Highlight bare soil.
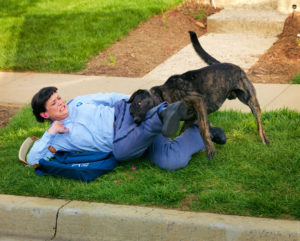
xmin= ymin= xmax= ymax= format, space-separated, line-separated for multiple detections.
xmin=1 ymin=2 xmax=300 ymax=128
xmin=248 ymin=12 xmax=300 ymax=83
xmin=79 ymin=2 xmax=222 ymax=77
xmin=79 ymin=3 xmax=300 ymax=84
xmin=0 ymin=103 xmax=23 ymax=128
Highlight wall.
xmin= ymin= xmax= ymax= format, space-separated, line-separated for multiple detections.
xmin=201 ymin=0 xmax=300 ymax=13
xmin=277 ymin=0 xmax=300 ymax=13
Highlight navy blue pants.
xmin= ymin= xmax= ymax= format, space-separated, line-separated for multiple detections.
xmin=112 ymin=100 xmax=205 ymax=171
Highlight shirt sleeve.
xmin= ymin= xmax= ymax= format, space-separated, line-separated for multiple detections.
xmin=80 ymin=92 xmax=130 ymax=107
xmin=27 ymin=131 xmax=56 ymax=166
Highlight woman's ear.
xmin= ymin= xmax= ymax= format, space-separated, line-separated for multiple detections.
xmin=40 ymin=112 xmax=49 ymax=119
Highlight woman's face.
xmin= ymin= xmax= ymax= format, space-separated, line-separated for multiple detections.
xmin=42 ymin=92 xmax=69 ymax=121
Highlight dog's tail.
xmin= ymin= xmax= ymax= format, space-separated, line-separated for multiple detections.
xmin=189 ymin=31 xmax=220 ymax=65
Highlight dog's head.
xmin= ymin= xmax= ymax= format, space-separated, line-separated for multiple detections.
xmin=128 ymin=89 xmax=155 ymax=124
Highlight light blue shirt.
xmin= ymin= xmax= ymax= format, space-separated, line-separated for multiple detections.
xmin=27 ymin=92 xmax=129 ymax=166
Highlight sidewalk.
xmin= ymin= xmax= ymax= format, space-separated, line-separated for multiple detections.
xmin=0 ymin=8 xmax=299 ymax=112
xmin=1 ymin=6 xmax=300 ymax=241
xmin=1 ymin=71 xmax=300 ymax=112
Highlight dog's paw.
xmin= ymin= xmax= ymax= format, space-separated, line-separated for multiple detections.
xmin=260 ymin=130 xmax=270 ymax=145
xmin=264 ymin=136 xmax=270 ymax=145
xmin=206 ymin=151 xmax=215 ymax=160
xmin=206 ymin=144 xmax=216 ymax=160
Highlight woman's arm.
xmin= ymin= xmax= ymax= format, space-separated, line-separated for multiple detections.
xmin=27 ymin=121 xmax=69 ymax=166
xmin=79 ymin=92 xmax=130 ymax=107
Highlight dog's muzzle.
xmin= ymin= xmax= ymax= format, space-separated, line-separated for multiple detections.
xmin=133 ymin=116 xmax=142 ymax=124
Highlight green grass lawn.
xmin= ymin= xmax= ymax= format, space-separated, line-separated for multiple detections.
xmin=0 ymin=106 xmax=299 ymax=220
xmin=0 ymin=0 xmax=182 ymax=72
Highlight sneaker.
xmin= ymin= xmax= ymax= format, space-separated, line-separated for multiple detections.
xmin=159 ymin=101 xmax=187 ymax=137
xmin=209 ymin=126 xmax=226 ymax=144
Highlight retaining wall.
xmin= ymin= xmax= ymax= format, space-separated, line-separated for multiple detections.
xmin=201 ymin=0 xmax=300 ymax=13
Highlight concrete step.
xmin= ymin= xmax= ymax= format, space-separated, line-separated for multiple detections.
xmin=207 ymin=8 xmax=288 ymax=36
xmin=203 ymin=0 xmax=278 ymax=10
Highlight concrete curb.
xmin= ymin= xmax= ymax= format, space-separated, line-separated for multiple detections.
xmin=0 ymin=194 xmax=299 ymax=241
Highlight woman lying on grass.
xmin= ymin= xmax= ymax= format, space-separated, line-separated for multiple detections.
xmin=28 ymin=86 xmax=226 ymax=170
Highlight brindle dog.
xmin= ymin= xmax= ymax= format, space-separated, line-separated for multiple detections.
xmin=128 ymin=31 xmax=270 ymax=159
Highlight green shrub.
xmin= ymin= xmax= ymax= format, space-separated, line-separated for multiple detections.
xmin=291 ymin=73 xmax=300 ymax=84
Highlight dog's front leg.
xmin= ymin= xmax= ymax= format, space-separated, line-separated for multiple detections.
xmin=197 ymin=102 xmax=216 ymax=160
xmin=186 ymin=97 xmax=215 ymax=160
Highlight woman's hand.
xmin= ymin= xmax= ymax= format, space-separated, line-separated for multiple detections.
xmin=48 ymin=121 xmax=69 ymax=135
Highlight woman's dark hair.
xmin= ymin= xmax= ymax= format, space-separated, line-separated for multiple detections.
xmin=31 ymin=86 xmax=57 ymax=122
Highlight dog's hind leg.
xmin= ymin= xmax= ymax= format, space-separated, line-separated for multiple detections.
xmin=235 ymin=87 xmax=270 ymax=145
xmin=247 ymin=95 xmax=270 ymax=145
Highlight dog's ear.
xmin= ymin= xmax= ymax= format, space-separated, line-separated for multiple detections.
xmin=151 ymin=86 xmax=163 ymax=100
xmin=127 ymin=89 xmax=146 ymax=103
